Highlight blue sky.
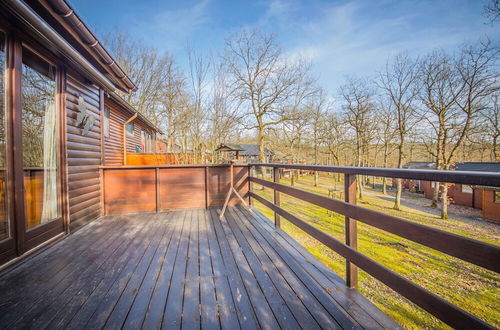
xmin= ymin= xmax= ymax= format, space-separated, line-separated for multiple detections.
xmin=69 ymin=0 xmax=498 ymax=94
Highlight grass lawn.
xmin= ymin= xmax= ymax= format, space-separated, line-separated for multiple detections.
xmin=252 ymin=173 xmax=500 ymax=329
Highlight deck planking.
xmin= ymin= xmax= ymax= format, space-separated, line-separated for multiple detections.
xmin=0 ymin=207 xmax=399 ymax=329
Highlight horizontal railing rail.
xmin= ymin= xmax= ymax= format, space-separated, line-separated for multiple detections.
xmin=250 ymin=163 xmax=500 ymax=186
xmin=248 ymin=163 xmax=500 ymax=329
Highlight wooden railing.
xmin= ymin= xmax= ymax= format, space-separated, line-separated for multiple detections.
xmin=248 ymin=163 xmax=500 ymax=329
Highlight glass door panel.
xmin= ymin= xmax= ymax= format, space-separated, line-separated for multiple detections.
xmin=21 ymin=48 xmax=60 ymax=229
xmin=0 ymin=32 xmax=8 ymax=240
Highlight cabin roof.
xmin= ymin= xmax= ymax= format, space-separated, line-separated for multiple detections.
xmin=216 ymin=144 xmax=273 ymax=156
xmin=454 ymin=162 xmax=500 ymax=172
xmin=28 ymin=0 xmax=137 ymax=93
xmin=403 ymin=162 xmax=436 ymax=169
xmin=215 ymin=144 xmax=245 ymax=152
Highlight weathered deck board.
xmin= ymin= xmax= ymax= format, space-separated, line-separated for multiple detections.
xmin=0 ymin=207 xmax=399 ymax=329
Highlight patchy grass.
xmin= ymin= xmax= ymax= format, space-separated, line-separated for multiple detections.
xmin=253 ymin=174 xmax=500 ymax=329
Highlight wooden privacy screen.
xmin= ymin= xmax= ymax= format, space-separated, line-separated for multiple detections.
xmin=102 ymin=165 xmax=249 ymax=215
xmin=126 ymin=153 xmax=196 ymax=166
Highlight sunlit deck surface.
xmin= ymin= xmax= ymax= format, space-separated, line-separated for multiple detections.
xmin=0 ymin=207 xmax=398 ymax=329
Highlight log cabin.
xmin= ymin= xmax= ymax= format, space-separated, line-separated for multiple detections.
xmin=0 ymin=1 xmax=498 ymax=329
xmin=419 ymin=162 xmax=500 ymax=222
xmin=103 ymin=92 xmax=162 ymax=166
xmin=0 ymin=0 xmax=140 ymax=263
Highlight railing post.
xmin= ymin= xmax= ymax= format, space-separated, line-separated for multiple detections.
xmin=205 ymin=166 xmax=209 ymax=209
xmin=274 ymin=167 xmax=281 ymax=228
xmin=248 ymin=165 xmax=253 ymax=207
xmin=155 ymin=167 xmax=160 ymax=213
xmin=344 ymin=173 xmax=358 ymax=288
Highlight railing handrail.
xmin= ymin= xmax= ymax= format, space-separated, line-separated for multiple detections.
xmin=250 ymin=163 xmax=500 ymax=186
xmin=100 ymin=164 xmax=250 ymax=170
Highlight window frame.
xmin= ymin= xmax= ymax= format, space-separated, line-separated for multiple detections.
xmin=141 ymin=129 xmax=154 ymax=153
xmin=126 ymin=121 xmax=135 ymax=137
xmin=0 ymin=30 xmax=9 ymax=241
xmin=103 ymin=106 xmax=110 ymax=139
xmin=461 ymin=184 xmax=473 ymax=194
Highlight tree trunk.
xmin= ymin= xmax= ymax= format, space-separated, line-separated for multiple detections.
xmin=431 ymin=182 xmax=439 ymax=208
xmin=440 ymin=183 xmax=449 ymax=219
xmin=393 ymin=141 xmax=404 ymax=210
xmin=382 ymin=145 xmax=389 ymax=194
xmin=257 ymin=125 xmax=265 ymax=180
xmin=393 ymin=179 xmax=402 ymax=210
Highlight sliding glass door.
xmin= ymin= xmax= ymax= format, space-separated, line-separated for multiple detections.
xmin=0 ymin=32 xmax=64 ymax=264
xmin=20 ymin=47 xmax=63 ymax=249
xmin=0 ymin=32 xmax=8 ymax=243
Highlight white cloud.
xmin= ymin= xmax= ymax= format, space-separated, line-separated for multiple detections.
xmin=138 ymin=0 xmax=211 ymax=51
xmin=258 ymin=0 xmax=499 ymax=94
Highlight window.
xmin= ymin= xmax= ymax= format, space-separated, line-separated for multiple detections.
xmin=0 ymin=32 xmax=8 ymax=240
xmin=461 ymin=184 xmax=473 ymax=194
xmin=103 ymin=106 xmax=110 ymax=138
xmin=126 ymin=122 xmax=134 ymax=137
xmin=141 ymin=130 xmax=153 ymax=152
xmin=495 ymin=192 xmax=500 ymax=204
xmin=21 ymin=47 xmax=60 ymax=228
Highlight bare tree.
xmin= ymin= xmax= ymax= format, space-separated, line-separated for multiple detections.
xmin=481 ymin=92 xmax=500 ymax=160
xmin=340 ymin=76 xmax=375 ymax=199
xmin=375 ymin=98 xmax=397 ymax=194
xmin=223 ymin=29 xmax=315 ymax=163
xmin=435 ymin=40 xmax=499 ymax=218
xmin=280 ymin=107 xmax=311 ymax=185
xmin=186 ymin=47 xmax=211 ymax=163
xmin=103 ymin=29 xmax=173 ymax=122
xmin=419 ymin=50 xmax=459 ymax=208
xmin=159 ymin=58 xmax=186 ymax=152
xmin=378 ymin=53 xmax=420 ymax=210
xmin=209 ymin=61 xmax=242 ymax=162
xmin=484 ymin=0 xmax=500 ymax=23
xmin=309 ymin=89 xmax=329 ymax=186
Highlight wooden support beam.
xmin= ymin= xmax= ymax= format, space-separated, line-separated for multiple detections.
xmin=344 ymin=173 xmax=357 ymax=288
xmin=273 ymin=167 xmax=280 ymax=228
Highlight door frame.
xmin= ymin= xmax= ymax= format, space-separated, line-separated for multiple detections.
xmin=0 ymin=21 xmax=68 ymax=264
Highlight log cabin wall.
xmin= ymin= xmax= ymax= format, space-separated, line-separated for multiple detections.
xmin=66 ymin=73 xmax=103 ymax=230
xmin=104 ymin=97 xmax=155 ymax=165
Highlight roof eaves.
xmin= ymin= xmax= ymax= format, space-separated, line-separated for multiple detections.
xmin=43 ymin=0 xmax=137 ymax=93
xmin=108 ymin=92 xmax=163 ymax=134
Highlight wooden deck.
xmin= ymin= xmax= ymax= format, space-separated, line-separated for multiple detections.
xmin=0 ymin=207 xmax=398 ymax=329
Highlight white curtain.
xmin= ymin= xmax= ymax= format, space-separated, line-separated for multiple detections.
xmin=41 ymin=99 xmax=58 ymax=222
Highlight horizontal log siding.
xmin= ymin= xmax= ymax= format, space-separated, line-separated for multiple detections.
xmin=66 ymin=75 xmax=102 ymax=230
xmin=103 ymin=98 xmax=153 ymax=165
